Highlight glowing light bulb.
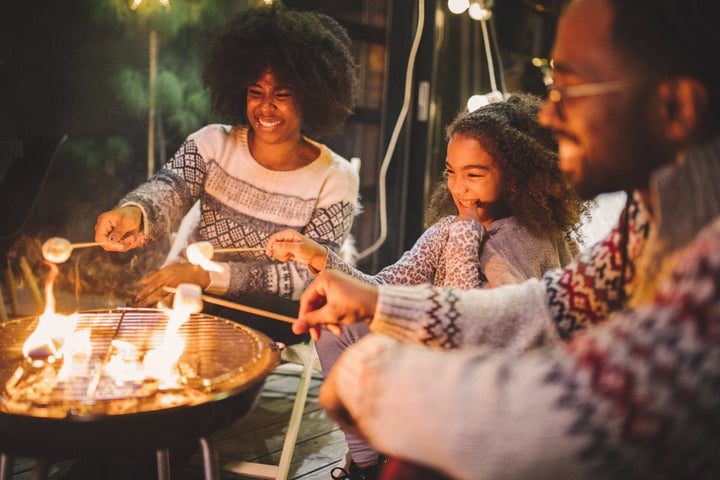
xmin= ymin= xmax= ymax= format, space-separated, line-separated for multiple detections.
xmin=467 ymin=91 xmax=506 ymax=111
xmin=468 ymin=2 xmax=493 ymax=21
xmin=448 ymin=0 xmax=470 ymax=14
xmin=467 ymin=95 xmax=490 ymax=112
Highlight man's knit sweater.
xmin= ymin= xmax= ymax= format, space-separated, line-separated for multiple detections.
xmin=332 ymin=136 xmax=720 ymax=478
xmin=121 ymin=124 xmax=359 ymax=301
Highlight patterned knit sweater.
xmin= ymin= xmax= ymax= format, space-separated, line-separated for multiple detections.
xmin=326 ymin=215 xmax=576 ymax=289
xmin=120 ymin=124 xmax=359 ymax=301
xmin=331 ymin=137 xmax=720 ymax=479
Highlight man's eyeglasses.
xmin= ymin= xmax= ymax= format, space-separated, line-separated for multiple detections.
xmin=546 ymin=79 xmax=630 ymax=104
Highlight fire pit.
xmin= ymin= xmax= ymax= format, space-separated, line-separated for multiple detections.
xmin=0 ymin=308 xmax=281 ymax=479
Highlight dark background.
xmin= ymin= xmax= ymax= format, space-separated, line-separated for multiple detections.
xmin=0 ymin=0 xmax=563 ymax=275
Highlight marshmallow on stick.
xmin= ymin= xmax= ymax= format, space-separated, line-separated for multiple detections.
xmin=41 ymin=237 xmax=109 ymax=264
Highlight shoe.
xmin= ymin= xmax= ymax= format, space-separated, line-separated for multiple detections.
xmin=330 ymin=455 xmax=387 ymax=480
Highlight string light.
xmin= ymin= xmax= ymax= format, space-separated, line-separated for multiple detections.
xmin=447 ymin=0 xmax=470 ymax=14
xmin=449 ymin=0 xmax=494 ymax=21
xmin=130 ymin=0 xmax=171 ymax=11
xmin=468 ymin=1 xmax=493 ymax=21
xmin=467 ymin=90 xmax=506 ymax=112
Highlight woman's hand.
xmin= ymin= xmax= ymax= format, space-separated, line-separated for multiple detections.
xmin=94 ymin=206 xmax=147 ymax=251
xmin=133 ymin=263 xmax=210 ymax=308
xmin=295 ymin=270 xmax=378 ymax=340
xmin=266 ymin=229 xmax=328 ymax=273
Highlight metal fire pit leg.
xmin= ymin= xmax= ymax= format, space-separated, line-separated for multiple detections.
xmin=156 ymin=448 xmax=171 ymax=480
xmin=29 ymin=459 xmax=49 ymax=480
xmin=0 ymin=453 xmax=14 ymax=480
xmin=199 ymin=437 xmax=220 ymax=480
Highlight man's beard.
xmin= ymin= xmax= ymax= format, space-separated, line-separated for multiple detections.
xmin=573 ymin=111 xmax=670 ymax=200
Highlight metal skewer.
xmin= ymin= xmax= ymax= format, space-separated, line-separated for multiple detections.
xmin=163 ymin=286 xmax=295 ymax=324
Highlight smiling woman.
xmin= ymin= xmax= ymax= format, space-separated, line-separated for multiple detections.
xmin=91 ymin=3 xmax=360 ymax=347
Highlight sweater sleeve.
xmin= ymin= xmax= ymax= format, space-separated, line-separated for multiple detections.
xmin=371 ymin=280 xmax=560 ymax=352
xmin=223 ymin=155 xmax=359 ymax=300
xmin=119 ymin=138 xmax=205 ymax=240
xmin=370 ymin=197 xmax=652 ymax=348
xmin=324 ymin=217 xmax=457 ymax=286
xmin=329 ymin=218 xmax=720 ymax=479
xmin=441 ymin=218 xmax=487 ymax=289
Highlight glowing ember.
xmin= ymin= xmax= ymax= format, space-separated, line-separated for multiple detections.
xmin=15 ymin=268 xmax=208 ymax=408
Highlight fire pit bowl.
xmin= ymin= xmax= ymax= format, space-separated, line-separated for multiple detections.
xmin=0 ymin=308 xmax=281 ymax=458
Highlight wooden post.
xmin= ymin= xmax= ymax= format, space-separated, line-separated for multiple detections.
xmin=147 ymin=29 xmax=157 ymax=180
xmin=0 ymin=284 xmax=8 ymax=322
xmin=2 ymin=259 xmax=19 ymax=315
xmin=19 ymin=257 xmax=44 ymax=311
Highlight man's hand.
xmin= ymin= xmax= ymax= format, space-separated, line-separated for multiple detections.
xmin=295 ymin=270 xmax=379 ymax=340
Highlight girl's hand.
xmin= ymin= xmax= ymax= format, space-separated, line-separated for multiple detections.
xmin=266 ymin=229 xmax=329 ymax=273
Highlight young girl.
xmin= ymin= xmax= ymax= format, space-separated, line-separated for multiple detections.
xmin=266 ymin=93 xmax=587 ymax=480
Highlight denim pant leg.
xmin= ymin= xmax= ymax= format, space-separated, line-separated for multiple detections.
xmin=315 ymin=322 xmax=378 ymax=465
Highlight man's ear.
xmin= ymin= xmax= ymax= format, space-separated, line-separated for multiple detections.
xmin=655 ymin=77 xmax=708 ymax=142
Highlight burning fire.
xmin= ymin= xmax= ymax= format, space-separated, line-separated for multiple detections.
xmin=22 ymin=263 xmax=78 ymax=367
xmin=12 ymin=258 xmax=205 ymax=404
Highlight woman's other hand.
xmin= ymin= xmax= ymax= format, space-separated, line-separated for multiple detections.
xmin=133 ymin=263 xmax=210 ymax=308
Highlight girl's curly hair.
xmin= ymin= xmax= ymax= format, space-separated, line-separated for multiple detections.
xmin=202 ymin=4 xmax=359 ymax=137
xmin=424 ymin=93 xmax=588 ymax=242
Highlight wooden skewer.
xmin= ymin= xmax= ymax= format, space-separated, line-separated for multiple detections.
xmin=213 ymin=247 xmax=266 ymax=253
xmin=70 ymin=242 xmax=109 ymax=249
xmin=163 ymin=286 xmax=295 ymax=324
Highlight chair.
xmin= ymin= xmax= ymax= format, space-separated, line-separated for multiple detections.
xmin=222 ymin=340 xmax=321 ymax=479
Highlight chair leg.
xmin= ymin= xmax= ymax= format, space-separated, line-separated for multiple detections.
xmin=223 ymin=344 xmax=316 ymax=480
xmin=275 ymin=359 xmax=314 ymax=479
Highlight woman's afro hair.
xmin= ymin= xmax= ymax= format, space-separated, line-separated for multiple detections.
xmin=203 ymin=3 xmax=359 ymax=137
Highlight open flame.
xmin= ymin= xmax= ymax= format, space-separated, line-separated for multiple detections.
xmin=22 ymin=263 xmax=78 ymax=367
xmin=16 ymin=257 xmax=204 ymax=400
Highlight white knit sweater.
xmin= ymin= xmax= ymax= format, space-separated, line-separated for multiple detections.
xmin=121 ymin=124 xmax=359 ymax=300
